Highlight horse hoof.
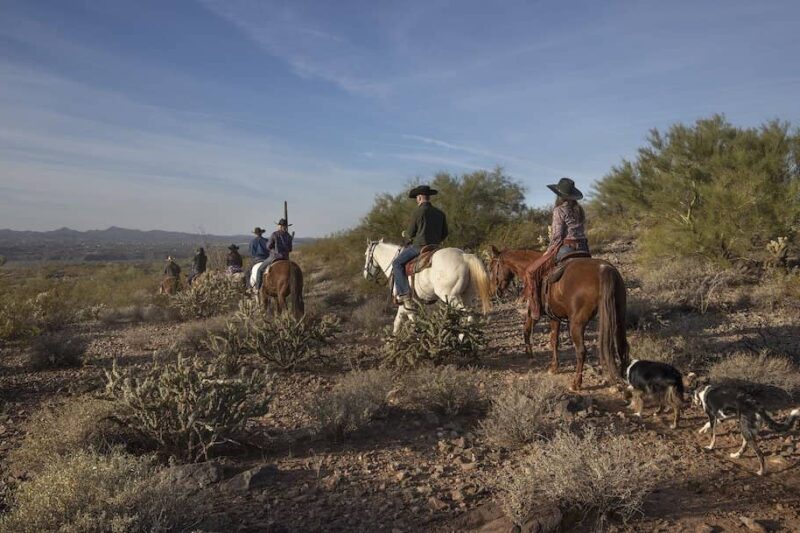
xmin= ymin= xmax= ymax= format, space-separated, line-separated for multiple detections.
xmin=547 ymin=366 xmax=558 ymax=375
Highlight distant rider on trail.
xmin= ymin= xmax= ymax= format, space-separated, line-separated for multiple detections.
xmin=164 ymin=255 xmax=181 ymax=279
xmin=249 ymin=227 xmax=269 ymax=289
xmin=187 ymin=246 xmax=207 ymax=286
xmin=252 ymin=220 xmax=293 ymax=290
xmin=226 ymin=244 xmax=243 ymax=274
xmin=392 ymin=184 xmax=448 ymax=309
xmin=526 ymin=177 xmax=589 ymax=320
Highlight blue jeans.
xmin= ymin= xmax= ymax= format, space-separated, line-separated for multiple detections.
xmin=392 ymin=245 xmax=420 ymax=296
xmin=556 ymin=240 xmax=590 ymax=262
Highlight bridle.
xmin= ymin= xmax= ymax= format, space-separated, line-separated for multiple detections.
xmin=364 ymin=240 xmax=399 ymax=286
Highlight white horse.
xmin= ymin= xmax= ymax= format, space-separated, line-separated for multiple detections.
xmin=363 ymin=240 xmax=492 ymax=333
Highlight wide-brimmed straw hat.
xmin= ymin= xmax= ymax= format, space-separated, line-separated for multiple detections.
xmin=228 ymin=244 xmax=239 ymax=251
xmin=408 ymin=184 xmax=438 ymax=198
xmin=275 ymin=218 xmax=293 ymax=227
xmin=253 ymin=227 xmax=265 ymax=235
xmin=547 ymin=177 xmax=583 ymax=200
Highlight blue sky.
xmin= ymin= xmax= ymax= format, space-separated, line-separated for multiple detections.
xmin=1 ymin=0 xmax=799 ymax=236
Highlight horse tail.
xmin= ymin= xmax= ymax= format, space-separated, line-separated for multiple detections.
xmin=289 ymin=262 xmax=305 ymax=319
xmin=464 ymin=254 xmax=492 ymax=314
xmin=597 ymin=263 xmax=628 ymax=383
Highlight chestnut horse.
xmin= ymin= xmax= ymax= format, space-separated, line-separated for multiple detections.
xmin=488 ymin=246 xmax=542 ymax=297
xmin=257 ymin=260 xmax=305 ymax=319
xmin=488 ymin=247 xmax=629 ymax=391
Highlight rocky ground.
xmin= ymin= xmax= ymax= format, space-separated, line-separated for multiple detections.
xmin=1 ymin=249 xmax=800 ymax=532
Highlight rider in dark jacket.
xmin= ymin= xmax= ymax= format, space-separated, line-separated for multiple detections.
xmin=226 ymin=244 xmax=243 ymax=274
xmin=392 ymin=185 xmax=448 ymax=308
xmin=164 ymin=256 xmax=181 ymax=278
xmin=187 ymin=247 xmax=207 ymax=286
xmin=253 ymin=219 xmax=293 ymax=290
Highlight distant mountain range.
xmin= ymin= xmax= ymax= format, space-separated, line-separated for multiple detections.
xmin=0 ymin=226 xmax=313 ymax=262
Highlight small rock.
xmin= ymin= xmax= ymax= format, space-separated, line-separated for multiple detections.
xmin=460 ymin=462 xmax=477 ymax=472
xmin=159 ymin=461 xmax=222 ymax=490
xmin=427 ymin=496 xmax=448 ymax=511
xmin=223 ymin=464 xmax=278 ymax=492
xmin=739 ymin=516 xmax=767 ymax=533
xmin=396 ymin=471 xmax=408 ymax=482
xmin=451 ymin=489 xmax=465 ymax=502
xmin=695 ymin=523 xmax=715 ymax=533
xmin=453 ymin=436 xmax=466 ymax=448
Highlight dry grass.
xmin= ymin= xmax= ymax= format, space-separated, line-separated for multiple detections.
xmin=349 ymin=296 xmax=392 ymax=331
xmin=28 ymin=332 xmax=87 ymax=370
xmin=629 ymin=333 xmax=687 ymax=366
xmin=709 ymin=350 xmax=800 ymax=393
xmin=480 ymin=372 xmax=565 ymax=448
xmin=9 ymin=397 xmax=132 ymax=476
xmin=402 ymin=365 xmax=484 ymax=416
xmin=170 ymin=271 xmax=245 ymax=320
xmin=494 ymin=428 xmax=669 ymax=529
xmin=0 ymin=449 xmax=192 ymax=533
xmin=748 ymin=271 xmax=800 ymax=310
xmin=175 ymin=316 xmax=228 ymax=353
xmin=640 ymin=257 xmax=743 ymax=313
xmin=306 ymin=368 xmax=395 ymax=440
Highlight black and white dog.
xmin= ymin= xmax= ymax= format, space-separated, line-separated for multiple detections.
xmin=694 ymin=383 xmax=800 ymax=475
xmin=625 ymin=359 xmax=688 ymax=429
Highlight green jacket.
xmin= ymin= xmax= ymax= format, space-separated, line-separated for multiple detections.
xmin=406 ymin=202 xmax=448 ymax=247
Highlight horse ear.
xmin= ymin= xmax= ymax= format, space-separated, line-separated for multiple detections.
xmin=489 ymin=245 xmax=500 ymax=257
xmin=379 ymin=238 xmax=384 ymax=243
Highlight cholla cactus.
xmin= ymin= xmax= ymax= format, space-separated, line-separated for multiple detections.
xmin=236 ymin=305 xmax=339 ymax=371
xmin=105 ymin=355 xmax=273 ymax=462
xmin=170 ymin=271 xmax=244 ymax=319
xmin=382 ymin=302 xmax=485 ymax=368
xmin=766 ymin=236 xmax=789 ymax=266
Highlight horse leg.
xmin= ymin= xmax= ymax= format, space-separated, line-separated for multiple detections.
xmin=569 ymin=320 xmax=588 ymax=392
xmin=547 ymin=319 xmax=560 ymax=374
xmin=523 ymin=308 xmax=534 ymax=357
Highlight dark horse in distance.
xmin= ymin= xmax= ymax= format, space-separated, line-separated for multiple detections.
xmin=489 ymin=246 xmax=629 ymax=391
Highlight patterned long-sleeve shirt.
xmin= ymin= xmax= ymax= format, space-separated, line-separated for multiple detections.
xmin=547 ymin=204 xmax=587 ymax=253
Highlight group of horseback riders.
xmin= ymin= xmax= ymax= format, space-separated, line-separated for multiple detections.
xmin=161 ymin=219 xmax=294 ymax=291
xmin=162 ymin=177 xmax=587 ymax=324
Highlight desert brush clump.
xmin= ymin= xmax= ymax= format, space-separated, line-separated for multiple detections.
xmin=306 ymin=368 xmax=395 ymax=440
xmin=28 ymin=332 xmax=88 ymax=370
xmin=402 ymin=365 xmax=484 ymax=416
xmin=709 ymin=350 xmax=800 ymax=394
xmin=382 ymin=302 xmax=485 ymax=368
xmin=235 ymin=299 xmax=340 ymax=371
xmin=105 ymin=354 xmax=273 ymax=462
xmin=204 ymin=317 xmax=249 ymax=374
xmin=169 ymin=270 xmax=244 ymax=320
xmin=0 ymin=449 xmax=192 ymax=533
xmin=481 ymin=372 xmax=565 ymax=448
xmin=639 ymin=257 xmax=743 ymax=313
xmin=9 ymin=396 xmax=132 ymax=476
xmin=494 ymin=428 xmax=669 ymax=529
xmin=349 ymin=295 xmax=392 ymax=331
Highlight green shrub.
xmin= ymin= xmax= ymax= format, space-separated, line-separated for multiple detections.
xmin=494 ymin=428 xmax=668 ymax=528
xmin=481 ymin=373 xmax=564 ymax=448
xmin=29 ymin=332 xmax=87 ymax=369
xmin=306 ymin=369 xmax=395 ymax=440
xmin=382 ymin=302 xmax=485 ymax=368
xmin=0 ymin=449 xmax=191 ymax=533
xmin=590 ymin=115 xmax=800 ymax=263
xmin=403 ymin=365 xmax=484 ymax=416
xmin=236 ymin=299 xmax=339 ymax=371
xmin=9 ymin=397 xmax=131 ymax=476
xmin=105 ymin=355 xmax=272 ymax=462
xmin=205 ymin=318 xmax=249 ymax=375
xmin=170 ymin=271 xmax=244 ymax=320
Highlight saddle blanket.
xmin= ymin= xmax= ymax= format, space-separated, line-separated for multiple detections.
xmin=249 ymin=261 xmax=275 ymax=288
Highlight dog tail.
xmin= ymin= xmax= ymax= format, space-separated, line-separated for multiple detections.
xmin=739 ymin=392 xmax=800 ymax=433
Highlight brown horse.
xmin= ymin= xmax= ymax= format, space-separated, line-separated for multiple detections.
xmin=159 ymin=275 xmax=181 ymax=295
xmin=258 ymin=260 xmax=305 ymax=319
xmin=489 ymin=247 xmax=629 ymax=391
xmin=488 ymin=246 xmax=543 ymax=296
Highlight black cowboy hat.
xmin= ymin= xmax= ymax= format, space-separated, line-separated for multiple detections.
xmin=228 ymin=244 xmax=239 ymax=251
xmin=253 ymin=227 xmax=265 ymax=235
xmin=547 ymin=177 xmax=583 ymax=200
xmin=275 ymin=218 xmax=293 ymax=227
xmin=408 ymin=184 xmax=438 ymax=198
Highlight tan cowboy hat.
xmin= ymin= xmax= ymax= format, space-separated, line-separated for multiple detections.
xmin=547 ymin=177 xmax=583 ymax=200
xmin=253 ymin=227 xmax=265 ymax=235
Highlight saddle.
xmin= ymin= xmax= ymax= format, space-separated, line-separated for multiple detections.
xmin=404 ymin=245 xmax=439 ymax=277
xmin=541 ymin=250 xmax=592 ymax=321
